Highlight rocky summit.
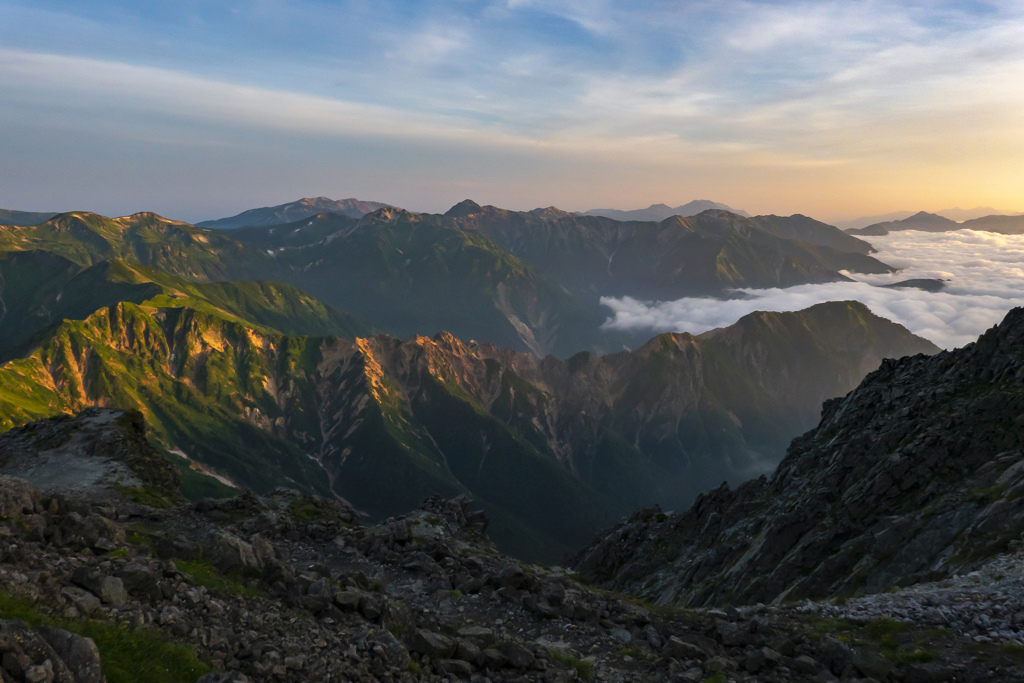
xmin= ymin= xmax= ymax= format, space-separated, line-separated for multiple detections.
xmin=1 ymin=409 xmax=1024 ymax=683
xmin=571 ymin=306 xmax=1024 ymax=610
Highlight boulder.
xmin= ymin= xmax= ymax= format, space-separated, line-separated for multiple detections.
xmin=0 ymin=477 xmax=39 ymax=523
xmin=456 ymin=626 xmax=496 ymax=647
xmin=206 ymin=530 xmax=260 ymax=573
xmin=37 ymin=625 xmax=104 ymax=683
xmin=434 ymin=658 xmax=473 ymax=678
xmin=500 ymin=641 xmax=535 ymax=669
xmin=665 ymin=636 xmax=706 ymax=661
xmin=59 ymin=587 xmax=100 ymax=615
xmin=409 ymin=629 xmax=456 ymax=659
xmin=117 ymin=563 xmax=161 ymax=602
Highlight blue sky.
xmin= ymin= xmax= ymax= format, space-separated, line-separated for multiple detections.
xmin=1 ymin=1 xmax=1022 ymax=222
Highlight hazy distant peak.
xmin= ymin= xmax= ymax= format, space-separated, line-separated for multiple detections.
xmin=0 ymin=208 xmax=59 ymax=227
xmin=582 ymin=200 xmax=750 ymax=222
xmin=444 ymin=199 xmax=483 ymax=218
xmin=528 ymin=206 xmax=574 ymax=220
xmin=908 ymin=210 xmax=946 ymax=220
xmin=847 ymin=210 xmax=960 ymax=236
xmin=196 ymin=196 xmax=395 ymax=229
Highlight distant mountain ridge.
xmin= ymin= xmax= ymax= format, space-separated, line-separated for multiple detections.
xmin=447 ymin=202 xmax=887 ymax=304
xmin=582 ymin=200 xmax=750 ymax=221
xmin=196 ymin=196 xmax=395 ymax=229
xmin=0 ymin=204 xmax=896 ymax=359
xmin=834 ymin=207 xmax=1023 ymax=231
xmin=847 ymin=211 xmax=1024 ymax=236
xmin=0 ymin=208 xmax=59 ymax=226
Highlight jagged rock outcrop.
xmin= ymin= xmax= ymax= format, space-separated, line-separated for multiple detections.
xmin=0 ymin=408 xmax=182 ymax=505
xmin=572 ymin=306 xmax=1024 ymax=607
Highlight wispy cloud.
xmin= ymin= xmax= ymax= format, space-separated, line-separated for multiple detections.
xmin=0 ymin=1 xmax=1022 ymax=218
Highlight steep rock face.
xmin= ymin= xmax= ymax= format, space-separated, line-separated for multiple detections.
xmin=0 ymin=300 xmax=936 ymax=560
xmin=571 ymin=307 xmax=1024 ymax=606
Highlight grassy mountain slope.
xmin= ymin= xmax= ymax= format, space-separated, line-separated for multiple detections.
xmin=0 ymin=212 xmax=277 ymax=280
xmin=0 ymin=304 xmax=334 ymax=498
xmin=0 ymin=302 xmax=610 ymax=559
xmin=0 ymin=252 xmax=374 ymax=360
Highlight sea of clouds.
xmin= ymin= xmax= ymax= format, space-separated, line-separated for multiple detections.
xmin=601 ymin=230 xmax=1024 ymax=350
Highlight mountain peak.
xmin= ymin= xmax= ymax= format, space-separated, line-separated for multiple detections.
xmin=444 ymin=199 xmax=483 ymax=218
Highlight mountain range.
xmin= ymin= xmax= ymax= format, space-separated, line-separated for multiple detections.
xmin=0 ymin=208 xmax=59 ymax=226
xmin=847 ymin=211 xmax=1024 ymax=236
xmin=581 ymin=200 xmax=751 ymax=221
xmin=833 ymin=206 xmax=1023 ymax=231
xmin=0 ymin=198 xmax=939 ymax=560
xmin=195 ymin=196 xmax=394 ymax=229
xmin=0 ymin=294 xmax=935 ymax=560
xmin=1 ymin=204 xmax=890 ymax=359
xmin=0 ymin=196 xmax=1020 ymax=682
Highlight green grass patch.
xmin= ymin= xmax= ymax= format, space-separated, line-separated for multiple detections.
xmin=550 ymin=649 xmax=594 ymax=681
xmin=125 ymin=527 xmax=156 ymax=551
xmin=406 ymin=661 xmax=421 ymax=675
xmin=618 ymin=646 xmax=656 ymax=663
xmin=703 ymin=674 xmax=726 ymax=683
xmin=288 ymin=498 xmax=324 ymax=522
xmin=813 ymin=618 xmax=856 ymax=636
xmin=865 ymin=617 xmax=910 ymax=647
xmin=111 ymin=483 xmax=177 ymax=510
xmin=0 ymin=592 xmax=208 ymax=683
xmin=173 ymin=559 xmax=265 ymax=598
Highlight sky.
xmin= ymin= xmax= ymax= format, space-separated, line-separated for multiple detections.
xmin=0 ymin=1 xmax=1022 ymax=223
xmin=602 ymin=229 xmax=1024 ymax=350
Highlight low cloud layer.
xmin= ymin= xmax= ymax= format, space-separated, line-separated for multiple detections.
xmin=601 ymin=230 xmax=1024 ymax=350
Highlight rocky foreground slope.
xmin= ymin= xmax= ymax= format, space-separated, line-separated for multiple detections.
xmin=2 ymin=409 xmax=1024 ymax=682
xmin=571 ymin=306 xmax=1024 ymax=609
